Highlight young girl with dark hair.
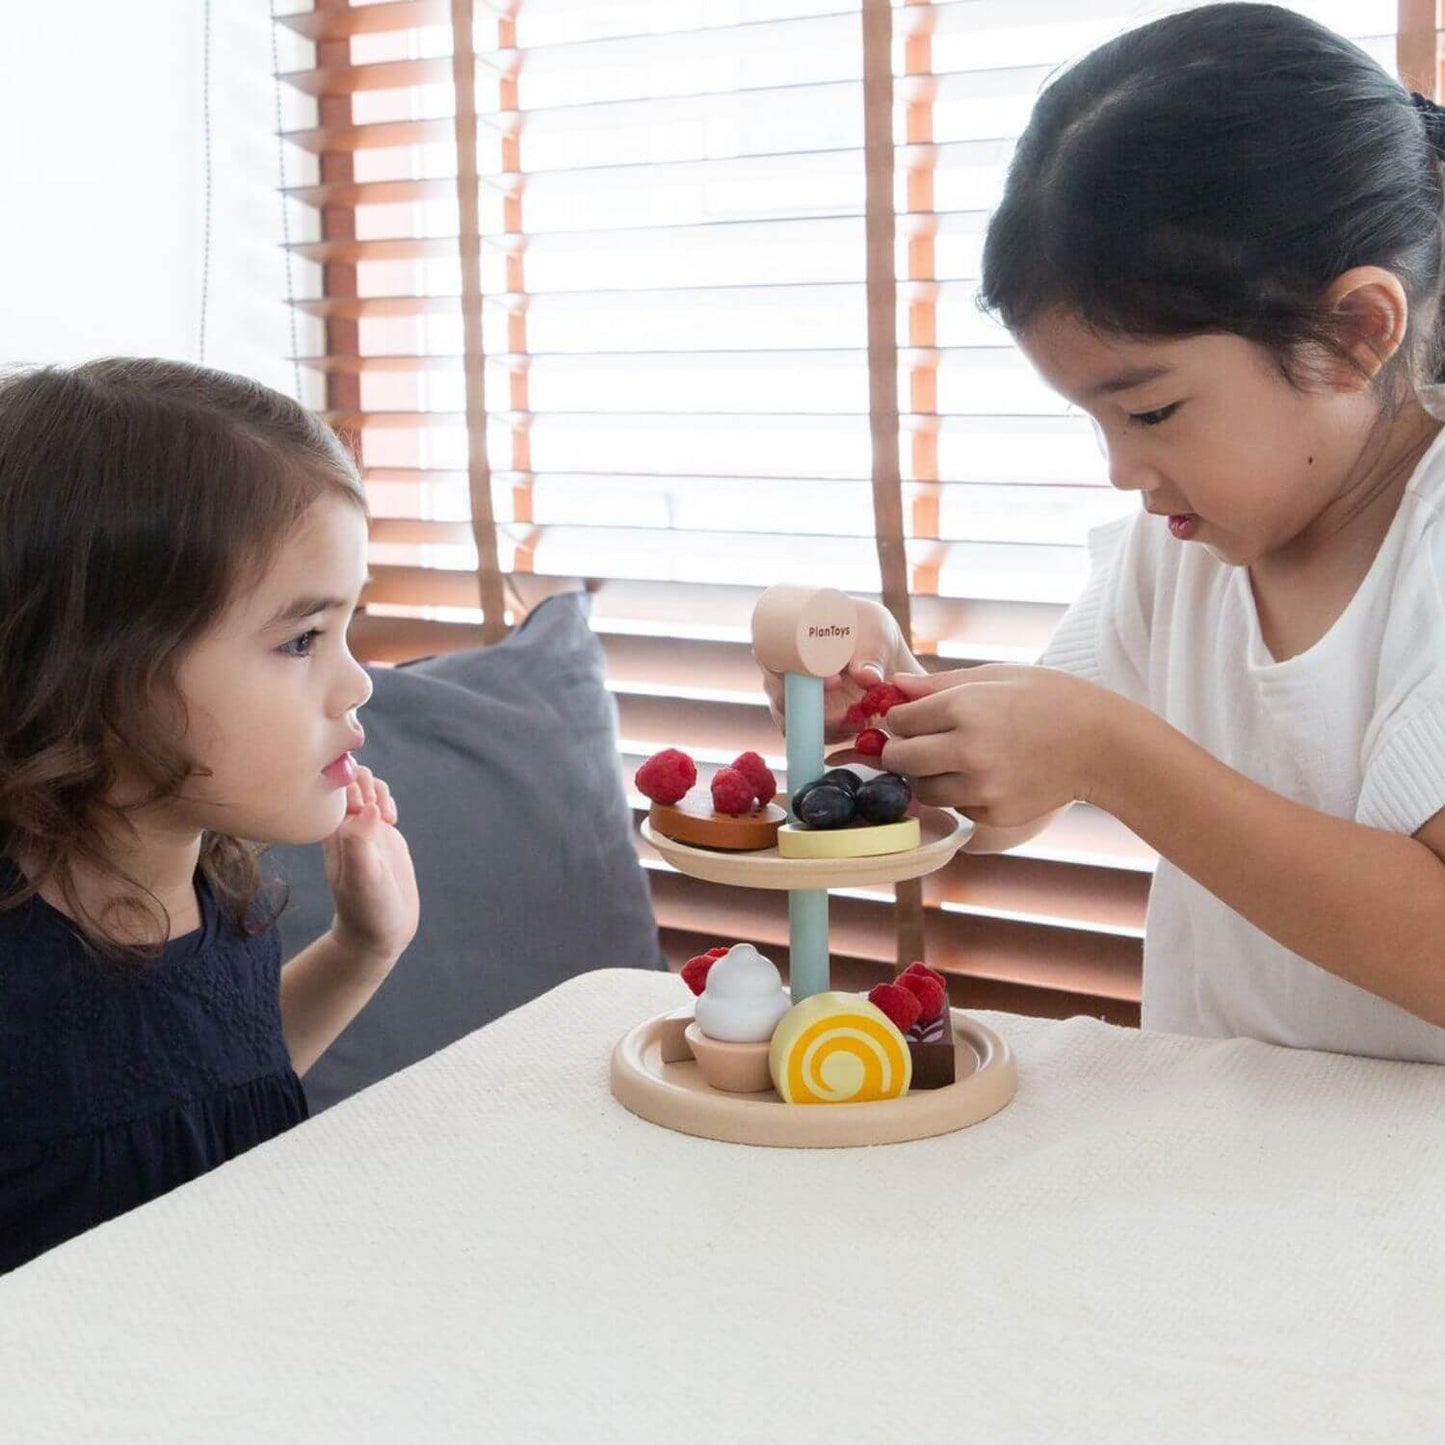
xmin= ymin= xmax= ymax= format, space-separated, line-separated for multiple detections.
xmin=0 ymin=358 xmax=419 ymax=1271
xmin=764 ymin=4 xmax=1445 ymax=1060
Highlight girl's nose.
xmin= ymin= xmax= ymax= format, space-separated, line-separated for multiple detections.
xmin=350 ymin=656 xmax=374 ymax=712
xmin=333 ymin=651 xmax=373 ymax=717
xmin=1106 ymin=449 xmax=1163 ymax=495
xmin=1090 ymin=421 xmax=1161 ymax=494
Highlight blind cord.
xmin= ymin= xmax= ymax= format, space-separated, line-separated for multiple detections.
xmin=270 ymin=0 xmax=302 ymax=400
xmin=198 ymin=0 xmax=213 ymax=364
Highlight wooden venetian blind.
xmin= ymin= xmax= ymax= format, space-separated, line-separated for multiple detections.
xmin=274 ymin=0 xmax=1432 ymax=1027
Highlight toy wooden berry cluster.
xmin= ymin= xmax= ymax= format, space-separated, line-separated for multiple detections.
xmin=780 ymin=765 xmax=919 ymax=859
xmin=843 ymin=681 xmax=910 ymax=758
xmin=792 ymin=768 xmax=910 ymax=828
xmin=636 ymin=748 xmax=787 ymax=851
xmin=657 ymin=944 xmax=956 ymax=1099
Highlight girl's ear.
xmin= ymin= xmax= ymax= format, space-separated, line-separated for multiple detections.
xmin=1319 ymin=266 xmax=1410 ymax=389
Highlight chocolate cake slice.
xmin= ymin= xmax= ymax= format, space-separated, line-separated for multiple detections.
xmin=906 ymin=1007 xmax=956 ymax=1090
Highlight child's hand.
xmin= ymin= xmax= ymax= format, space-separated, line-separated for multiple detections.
xmin=321 ymin=764 xmax=419 ymax=972
xmin=757 ymin=598 xmax=923 ymax=741
xmin=882 ymin=665 xmax=1116 ymax=826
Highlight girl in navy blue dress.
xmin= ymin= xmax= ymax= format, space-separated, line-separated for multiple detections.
xmin=0 ymin=358 xmax=419 ymax=1272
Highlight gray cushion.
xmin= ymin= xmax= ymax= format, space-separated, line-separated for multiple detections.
xmin=268 ymin=592 xmax=665 ymax=1111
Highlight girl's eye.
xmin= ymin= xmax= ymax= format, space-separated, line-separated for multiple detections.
xmin=1129 ymin=403 xmax=1180 ymax=428
xmin=280 ymin=628 xmax=322 ymax=659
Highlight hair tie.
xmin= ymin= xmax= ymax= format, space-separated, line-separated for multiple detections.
xmin=1411 ymin=91 xmax=1445 ymax=151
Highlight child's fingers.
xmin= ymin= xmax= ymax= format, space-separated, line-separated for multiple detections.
xmin=884 ymin=686 xmax=974 ymax=739
xmin=889 ymin=669 xmax=972 ymax=700
xmin=373 ymin=776 xmax=398 ymax=825
xmin=881 ymin=729 xmax=969 ymax=781
xmin=847 ymin=600 xmax=907 ymax=682
xmin=344 ymin=776 xmax=377 ymax=815
xmin=890 ymin=663 xmax=1016 ymax=699
xmin=342 ymin=768 xmax=379 ymax=818
xmin=340 ymin=801 xmax=384 ymax=852
xmin=907 ymin=771 xmax=976 ymax=808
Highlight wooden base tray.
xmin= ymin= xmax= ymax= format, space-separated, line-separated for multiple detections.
xmin=640 ymin=805 xmax=971 ymax=890
xmin=610 ymin=1007 xmax=1016 ymax=1148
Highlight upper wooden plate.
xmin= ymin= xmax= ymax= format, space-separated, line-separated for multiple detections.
xmin=640 ymin=805 xmax=972 ymax=890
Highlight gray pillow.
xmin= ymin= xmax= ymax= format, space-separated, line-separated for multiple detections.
xmin=268 ymin=591 xmax=665 ymax=1110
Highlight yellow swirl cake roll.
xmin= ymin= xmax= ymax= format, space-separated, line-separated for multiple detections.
xmin=768 ymin=992 xmax=912 ymax=1104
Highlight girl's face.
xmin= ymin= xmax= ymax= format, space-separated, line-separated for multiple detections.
xmin=162 ymin=494 xmax=373 ymax=845
xmin=1016 ymin=311 xmax=1385 ymax=568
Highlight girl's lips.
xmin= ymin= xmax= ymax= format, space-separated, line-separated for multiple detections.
xmin=322 ymin=752 xmax=358 ymax=788
xmin=1168 ymin=513 xmax=1199 ymax=540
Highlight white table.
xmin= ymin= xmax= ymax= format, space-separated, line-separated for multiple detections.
xmin=3 ymin=969 xmax=1444 ymax=1442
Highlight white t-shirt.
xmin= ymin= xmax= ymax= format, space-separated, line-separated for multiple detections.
xmin=1041 ymin=421 xmax=1445 ymax=1061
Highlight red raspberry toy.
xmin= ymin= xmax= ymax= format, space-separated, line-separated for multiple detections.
xmin=868 ymin=982 xmax=923 ymax=1034
xmin=854 ymin=727 xmax=888 ymax=758
xmin=902 ymin=960 xmax=948 ymax=990
xmin=680 ymin=946 xmax=730 ymax=996
xmin=896 ymin=970 xmax=946 ymax=1021
xmin=730 ymin=751 xmax=777 ymax=807
xmin=710 ymin=766 xmax=757 ymax=816
xmin=870 ymin=682 xmax=910 ymax=716
xmin=844 ymin=683 xmax=911 ymax=728
xmin=635 ymin=748 xmax=697 ymax=805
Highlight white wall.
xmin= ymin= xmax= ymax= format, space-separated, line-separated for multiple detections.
xmin=0 ymin=0 xmax=318 ymax=399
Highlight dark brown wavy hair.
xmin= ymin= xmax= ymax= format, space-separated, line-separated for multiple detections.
xmin=0 ymin=358 xmax=367 ymax=958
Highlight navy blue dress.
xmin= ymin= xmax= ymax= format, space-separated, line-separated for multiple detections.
xmin=0 ymin=867 xmax=307 ymax=1272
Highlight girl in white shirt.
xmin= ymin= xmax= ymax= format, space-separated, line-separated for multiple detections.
xmin=764 ymin=4 xmax=1445 ymax=1060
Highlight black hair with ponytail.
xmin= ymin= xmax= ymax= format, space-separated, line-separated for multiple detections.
xmin=980 ymin=3 xmax=1445 ymax=391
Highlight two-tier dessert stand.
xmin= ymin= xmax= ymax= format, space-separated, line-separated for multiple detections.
xmin=610 ymin=586 xmax=1017 ymax=1147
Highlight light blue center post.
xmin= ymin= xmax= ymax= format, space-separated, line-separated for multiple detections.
xmin=784 ymin=670 xmax=829 ymax=1002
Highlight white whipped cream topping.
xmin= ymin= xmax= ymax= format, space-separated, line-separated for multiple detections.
xmin=694 ymin=943 xmax=791 ymax=1043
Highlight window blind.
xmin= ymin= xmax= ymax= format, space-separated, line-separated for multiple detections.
xmin=275 ymin=0 xmax=1437 ymax=1024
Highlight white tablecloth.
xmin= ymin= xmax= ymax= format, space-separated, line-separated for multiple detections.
xmin=3 ymin=968 xmax=1444 ymax=1442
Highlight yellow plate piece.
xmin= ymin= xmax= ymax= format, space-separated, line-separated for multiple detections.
xmin=775 ymin=816 xmax=921 ymax=859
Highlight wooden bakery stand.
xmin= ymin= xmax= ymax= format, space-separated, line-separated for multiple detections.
xmin=610 ymin=586 xmax=1018 ymax=1147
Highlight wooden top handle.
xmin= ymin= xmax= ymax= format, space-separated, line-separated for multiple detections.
xmin=750 ymin=585 xmax=858 ymax=677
